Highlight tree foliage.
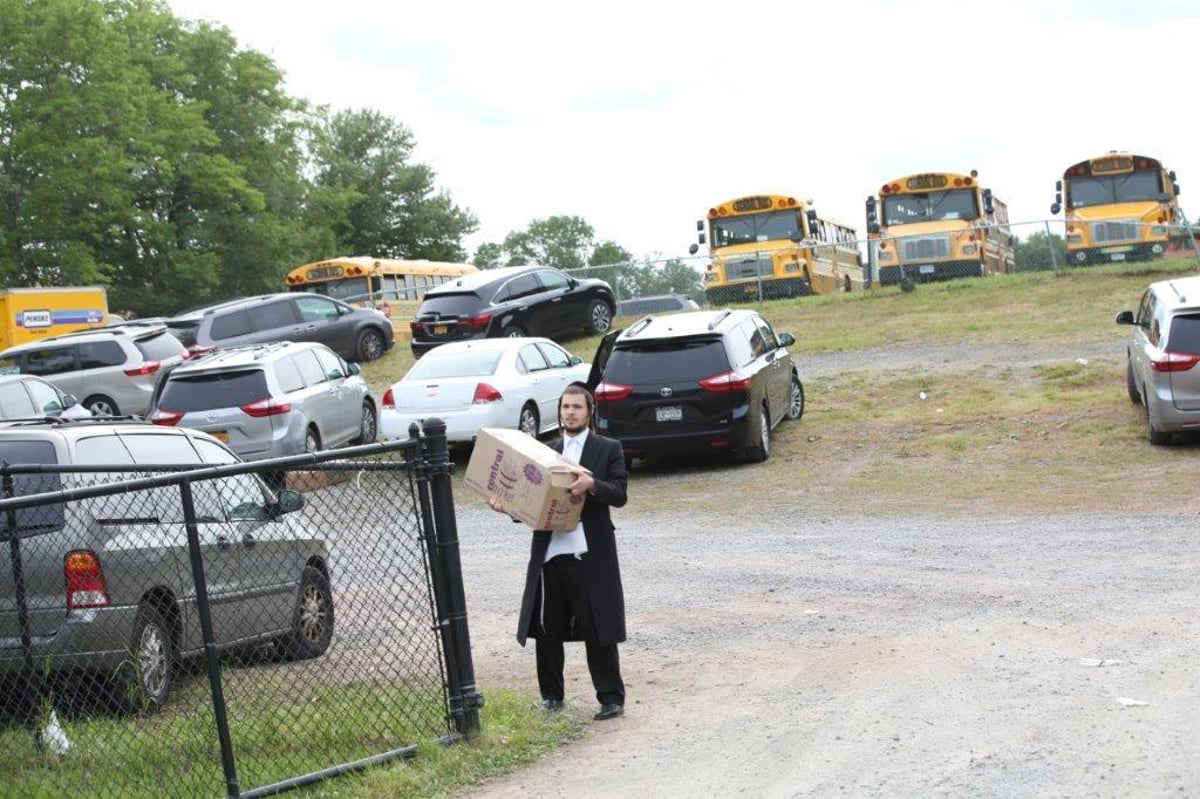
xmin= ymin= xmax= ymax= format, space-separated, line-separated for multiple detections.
xmin=0 ymin=0 xmax=477 ymax=316
xmin=1015 ymin=229 xmax=1066 ymax=272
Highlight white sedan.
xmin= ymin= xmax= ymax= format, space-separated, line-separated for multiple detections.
xmin=379 ymin=337 xmax=591 ymax=444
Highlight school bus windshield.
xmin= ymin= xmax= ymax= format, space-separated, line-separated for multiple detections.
xmin=1068 ymin=171 xmax=1162 ymax=208
xmin=882 ymin=189 xmax=980 ymax=225
xmin=710 ymin=209 xmax=803 ymax=246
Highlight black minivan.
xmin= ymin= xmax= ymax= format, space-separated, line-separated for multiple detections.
xmin=587 ymin=309 xmax=804 ymax=464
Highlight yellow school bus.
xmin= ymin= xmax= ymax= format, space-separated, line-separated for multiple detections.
xmin=865 ymin=171 xmax=1016 ymax=286
xmin=283 ymin=256 xmax=477 ymax=328
xmin=1050 ymin=153 xmax=1187 ymax=265
xmin=689 ymin=194 xmax=863 ymax=304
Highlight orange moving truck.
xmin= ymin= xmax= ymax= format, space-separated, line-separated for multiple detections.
xmin=0 ymin=286 xmax=109 ymax=351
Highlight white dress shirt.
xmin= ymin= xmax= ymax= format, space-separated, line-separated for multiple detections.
xmin=544 ymin=430 xmax=589 ymax=562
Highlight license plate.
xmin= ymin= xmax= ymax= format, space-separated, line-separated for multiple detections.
xmin=1109 ymin=252 xmax=1126 ymax=261
xmin=433 ymin=324 xmax=448 ymax=335
xmin=918 ymin=264 xmax=935 ymax=274
xmin=212 ymin=431 xmax=229 ymax=443
xmin=656 ymin=405 xmax=682 ymax=422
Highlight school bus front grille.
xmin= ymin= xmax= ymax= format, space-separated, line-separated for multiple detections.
xmin=900 ymin=236 xmax=950 ymax=261
xmin=725 ymin=255 xmax=774 ymax=280
xmin=1091 ymin=220 xmax=1140 ymax=243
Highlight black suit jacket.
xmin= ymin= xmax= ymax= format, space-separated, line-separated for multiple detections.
xmin=516 ymin=432 xmax=628 ymax=646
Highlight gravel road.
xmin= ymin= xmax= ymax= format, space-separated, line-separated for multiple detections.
xmin=447 ymin=338 xmax=1197 ymax=798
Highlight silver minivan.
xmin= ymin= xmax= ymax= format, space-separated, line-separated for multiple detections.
xmin=1116 ymin=274 xmax=1200 ymax=444
xmin=0 ymin=420 xmax=332 ymax=711
xmin=148 ymin=341 xmax=377 ymax=459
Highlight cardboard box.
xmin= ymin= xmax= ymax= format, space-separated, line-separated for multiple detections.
xmin=463 ymin=428 xmax=585 ymax=532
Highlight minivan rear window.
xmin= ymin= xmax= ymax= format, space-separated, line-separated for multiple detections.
xmin=1166 ymin=314 xmax=1200 ymax=354
xmin=605 ymin=340 xmax=729 ymax=383
xmin=0 ymin=440 xmax=64 ymax=535
xmin=157 ymin=369 xmax=269 ymax=411
xmin=135 ymin=331 xmax=185 ymax=361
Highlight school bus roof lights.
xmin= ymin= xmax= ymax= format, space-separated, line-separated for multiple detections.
xmin=709 ymin=195 xmax=802 ymax=218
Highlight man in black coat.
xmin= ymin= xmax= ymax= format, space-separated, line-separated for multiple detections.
xmin=493 ymin=384 xmax=629 ymax=720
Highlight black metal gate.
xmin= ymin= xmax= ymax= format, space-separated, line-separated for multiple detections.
xmin=0 ymin=420 xmax=480 ymax=797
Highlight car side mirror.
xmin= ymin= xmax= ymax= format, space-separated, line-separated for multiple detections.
xmin=272 ymin=488 xmax=306 ymax=516
xmin=347 ymin=362 xmax=361 ymax=376
xmin=1115 ymin=310 xmax=1135 ymax=326
xmin=62 ymin=394 xmax=80 ymax=409
xmin=777 ymin=332 xmax=796 ymax=347
xmin=569 ymin=355 xmax=583 ymax=365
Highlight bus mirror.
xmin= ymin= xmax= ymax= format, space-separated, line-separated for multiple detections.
xmin=1173 ymin=182 xmax=1180 ymax=196
xmin=805 ymin=209 xmax=818 ymax=232
xmin=688 ymin=243 xmax=699 ymax=256
xmin=698 ymin=233 xmax=706 ymax=245
xmin=982 ymin=188 xmax=994 ymax=216
xmin=1050 ymin=202 xmax=1061 ymax=215
xmin=695 ymin=220 xmax=704 ymax=232
xmin=1055 ymin=179 xmax=1062 ymax=192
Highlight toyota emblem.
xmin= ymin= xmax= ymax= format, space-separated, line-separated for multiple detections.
xmin=659 ymin=387 xmax=673 ymax=397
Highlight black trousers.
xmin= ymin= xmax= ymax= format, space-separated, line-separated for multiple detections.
xmin=536 ymin=554 xmax=625 ymax=706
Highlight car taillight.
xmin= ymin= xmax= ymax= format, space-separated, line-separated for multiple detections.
xmin=65 ymin=550 xmax=111 ymax=609
xmin=124 ymin=360 xmax=161 ymax=376
xmin=472 ymin=383 xmax=503 ymax=404
xmin=1150 ymin=351 xmax=1200 ymax=372
xmin=381 ymin=387 xmax=396 ymax=409
xmin=408 ymin=320 xmax=422 ymax=333
xmin=241 ymin=397 xmax=293 ymax=417
xmin=698 ymin=370 xmax=752 ymax=392
xmin=148 ymin=409 xmax=184 ymax=426
xmin=594 ymin=381 xmax=634 ymax=401
xmin=462 ymin=312 xmax=492 ymax=330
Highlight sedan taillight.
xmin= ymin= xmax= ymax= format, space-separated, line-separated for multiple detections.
xmin=65 ymin=550 xmax=111 ymax=609
xmin=472 ymin=383 xmax=503 ymax=404
xmin=381 ymin=387 xmax=396 ymax=409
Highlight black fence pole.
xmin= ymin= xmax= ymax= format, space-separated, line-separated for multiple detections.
xmin=2 ymin=468 xmax=44 ymax=745
xmin=179 ymin=479 xmax=241 ymax=798
xmin=418 ymin=420 xmax=483 ymax=736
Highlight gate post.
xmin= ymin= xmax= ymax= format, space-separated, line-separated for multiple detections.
xmin=417 ymin=419 xmax=484 ymax=736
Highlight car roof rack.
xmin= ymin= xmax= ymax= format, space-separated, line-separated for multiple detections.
xmin=706 ymin=309 xmax=734 ymax=330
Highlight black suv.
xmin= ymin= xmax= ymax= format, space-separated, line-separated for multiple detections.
xmin=165 ymin=293 xmax=394 ymax=363
xmin=588 ymin=309 xmax=803 ymax=463
xmin=408 ymin=265 xmax=616 ymax=357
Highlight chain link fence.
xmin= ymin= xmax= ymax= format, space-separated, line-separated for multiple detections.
xmin=1 ymin=426 xmax=480 ymax=798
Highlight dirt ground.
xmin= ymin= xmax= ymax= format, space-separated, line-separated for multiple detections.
xmin=447 ymin=339 xmax=1199 ymax=798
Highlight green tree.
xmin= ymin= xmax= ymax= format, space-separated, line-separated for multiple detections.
xmin=477 ymin=215 xmax=597 ymax=270
xmin=1015 ymin=229 xmax=1066 ymax=272
xmin=310 ymin=108 xmax=477 ymax=262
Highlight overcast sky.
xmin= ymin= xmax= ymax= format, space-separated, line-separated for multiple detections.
xmin=166 ymin=0 xmax=1200 ymax=263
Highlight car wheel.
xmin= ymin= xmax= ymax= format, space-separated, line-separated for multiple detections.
xmin=305 ymin=426 xmax=321 ymax=454
xmin=518 ymin=402 xmax=540 ymax=437
xmin=746 ymin=403 xmax=770 ymax=463
xmin=1126 ymin=358 xmax=1141 ymax=405
xmin=587 ymin=300 xmax=613 ymax=335
xmin=501 ymin=324 xmax=526 ymax=338
xmin=118 ymin=603 xmax=176 ymax=713
xmin=353 ymin=401 xmax=377 ymax=445
xmin=84 ymin=394 xmax=119 ymax=416
xmin=278 ymin=566 xmax=334 ymax=661
xmin=786 ymin=375 xmax=805 ymax=420
xmin=356 ymin=328 xmax=386 ymax=362
xmin=1146 ymin=397 xmax=1171 ymax=445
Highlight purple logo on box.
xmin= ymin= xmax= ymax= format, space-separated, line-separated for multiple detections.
xmin=523 ymin=463 xmax=543 ymax=485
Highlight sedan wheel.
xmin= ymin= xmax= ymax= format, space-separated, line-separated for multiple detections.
xmin=519 ymin=403 xmax=540 ymax=437
xmin=588 ymin=300 xmax=613 ymax=335
xmin=278 ymin=566 xmax=335 ymax=661
xmin=305 ymin=427 xmax=321 ymax=454
xmin=357 ymin=329 xmax=386 ymax=362
xmin=746 ymin=404 xmax=770 ymax=463
xmin=502 ymin=324 xmax=526 ymax=338
xmin=85 ymin=395 xmax=119 ymax=416
xmin=786 ymin=376 xmax=805 ymax=420
xmin=355 ymin=402 xmax=377 ymax=444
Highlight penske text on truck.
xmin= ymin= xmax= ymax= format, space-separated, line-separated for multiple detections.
xmin=0 ymin=287 xmax=109 ymax=351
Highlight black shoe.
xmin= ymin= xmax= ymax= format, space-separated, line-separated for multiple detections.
xmin=541 ymin=698 xmax=564 ymax=711
xmin=593 ymin=703 xmax=624 ymax=720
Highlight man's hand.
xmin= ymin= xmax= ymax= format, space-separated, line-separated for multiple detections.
xmin=566 ymin=465 xmax=595 ymax=496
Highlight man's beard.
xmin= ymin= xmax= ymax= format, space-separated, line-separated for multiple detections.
xmin=562 ymin=420 xmax=588 ymax=434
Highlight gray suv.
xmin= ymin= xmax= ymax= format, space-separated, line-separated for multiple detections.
xmin=0 ymin=325 xmax=189 ymax=417
xmin=1116 ymin=274 xmax=1200 ymax=444
xmin=148 ymin=341 xmax=377 ymax=460
xmin=0 ymin=419 xmax=332 ymax=711
xmin=165 ymin=293 xmax=394 ymax=362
